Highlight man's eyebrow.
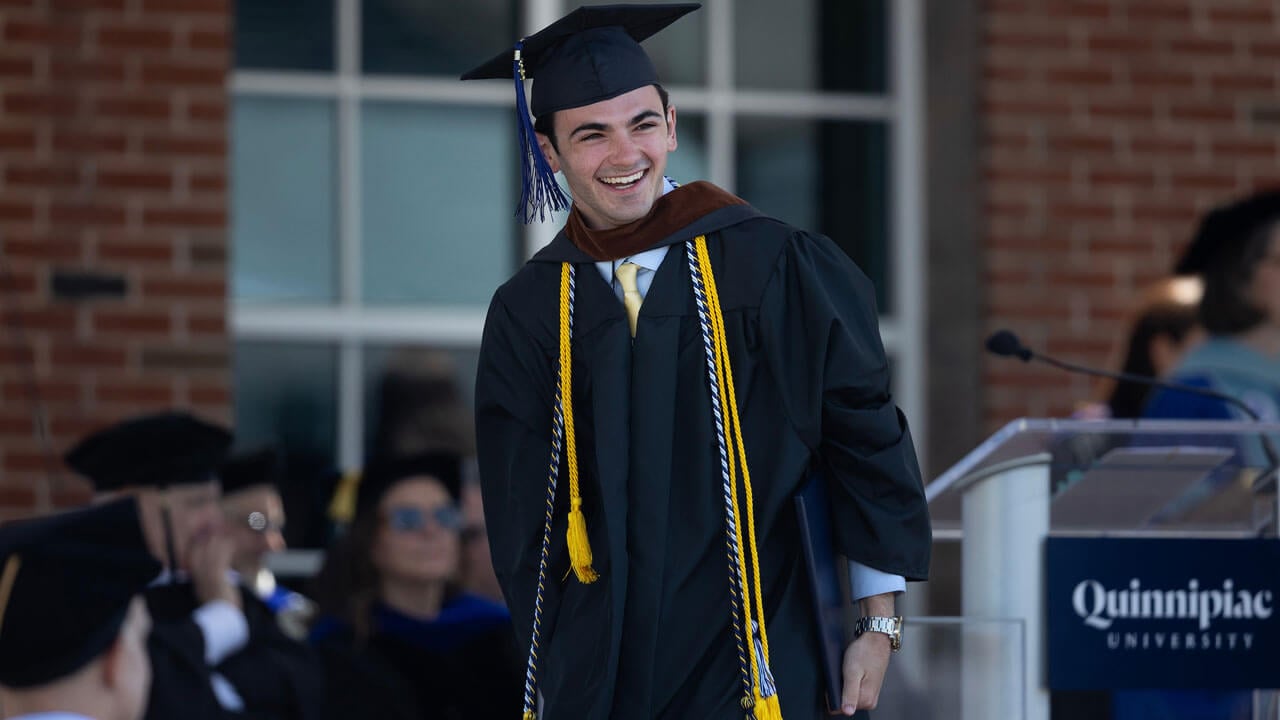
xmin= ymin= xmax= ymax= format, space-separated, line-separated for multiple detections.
xmin=629 ymin=110 xmax=663 ymax=125
xmin=569 ymin=122 xmax=608 ymax=138
xmin=568 ymin=110 xmax=664 ymax=139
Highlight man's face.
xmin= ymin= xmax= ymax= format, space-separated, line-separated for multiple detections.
xmin=221 ymin=486 xmax=286 ymax=579
xmin=537 ymin=85 xmax=678 ymax=231
xmin=162 ymin=480 xmax=224 ymax=571
xmin=109 ymin=597 xmax=153 ymax=720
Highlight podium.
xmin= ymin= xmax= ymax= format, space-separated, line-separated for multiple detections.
xmin=923 ymin=418 xmax=1280 ymax=720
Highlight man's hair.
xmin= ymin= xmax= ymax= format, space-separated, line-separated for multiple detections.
xmin=1199 ymin=217 xmax=1277 ymax=335
xmin=534 ymin=83 xmax=670 ymax=154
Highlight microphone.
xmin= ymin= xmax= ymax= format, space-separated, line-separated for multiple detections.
xmin=985 ymin=329 xmax=1280 ymax=490
xmin=985 ymin=329 xmax=1266 ymax=422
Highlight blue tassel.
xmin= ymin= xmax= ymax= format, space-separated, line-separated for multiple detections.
xmin=513 ymin=42 xmax=571 ymax=224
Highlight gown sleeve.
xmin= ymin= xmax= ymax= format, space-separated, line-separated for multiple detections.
xmin=757 ymin=231 xmax=932 ymax=580
xmin=474 ymin=290 xmax=563 ymax=620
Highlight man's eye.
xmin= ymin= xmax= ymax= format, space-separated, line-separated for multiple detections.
xmin=579 ymin=133 xmax=604 ymax=142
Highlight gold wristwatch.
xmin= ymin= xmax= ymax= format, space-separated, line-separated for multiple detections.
xmin=853 ymin=615 xmax=903 ymax=652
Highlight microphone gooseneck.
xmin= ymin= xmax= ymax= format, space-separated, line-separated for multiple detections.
xmin=984 ymin=329 xmax=1280 ymax=475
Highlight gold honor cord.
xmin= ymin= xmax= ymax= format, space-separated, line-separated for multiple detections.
xmin=518 ymin=242 xmax=783 ymax=719
xmin=559 ymin=263 xmax=597 ymax=583
xmin=693 ymin=236 xmax=782 ymax=719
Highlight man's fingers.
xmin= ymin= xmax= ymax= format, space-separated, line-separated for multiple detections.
xmin=841 ymin=666 xmax=863 ymax=715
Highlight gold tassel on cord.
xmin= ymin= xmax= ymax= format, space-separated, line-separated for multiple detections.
xmin=558 ymin=262 xmax=598 ymax=583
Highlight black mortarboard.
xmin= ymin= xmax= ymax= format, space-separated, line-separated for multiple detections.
xmin=460 ymin=3 xmax=700 ymax=223
xmin=355 ymin=452 xmax=463 ymax=519
xmin=218 ymin=447 xmax=283 ymax=496
xmin=0 ymin=498 xmax=160 ymax=687
xmin=64 ymin=412 xmax=233 ymax=492
xmin=1175 ymin=190 xmax=1280 ymax=274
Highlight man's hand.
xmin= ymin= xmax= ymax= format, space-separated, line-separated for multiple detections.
xmin=841 ymin=591 xmax=897 ymax=714
xmin=189 ymin=529 xmax=241 ymax=609
xmin=840 ymin=630 xmax=891 ymax=714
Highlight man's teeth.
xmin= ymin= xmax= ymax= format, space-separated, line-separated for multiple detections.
xmin=601 ymin=170 xmax=645 ymax=185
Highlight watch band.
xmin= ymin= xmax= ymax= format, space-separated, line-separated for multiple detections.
xmin=853 ymin=615 xmax=903 ymax=652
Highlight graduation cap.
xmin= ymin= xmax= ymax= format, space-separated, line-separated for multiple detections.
xmin=218 ymin=447 xmax=283 ymax=497
xmin=1175 ymin=190 xmax=1280 ymax=274
xmin=460 ymin=3 xmax=700 ymax=223
xmin=65 ymin=411 xmax=233 ymax=492
xmin=0 ymin=498 xmax=160 ymax=687
xmin=355 ymin=452 xmax=463 ymax=519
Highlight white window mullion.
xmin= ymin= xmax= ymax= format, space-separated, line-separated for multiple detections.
xmin=521 ymin=0 xmax=567 ymax=258
xmin=707 ymin=0 xmax=734 ymax=190
xmin=336 ymin=0 xmax=364 ymax=469
xmin=890 ymin=0 xmax=927 ymax=476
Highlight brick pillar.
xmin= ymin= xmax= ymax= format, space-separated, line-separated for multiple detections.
xmin=981 ymin=0 xmax=1280 ymax=431
xmin=0 ymin=0 xmax=231 ymax=517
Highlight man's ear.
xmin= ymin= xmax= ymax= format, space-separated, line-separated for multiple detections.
xmin=666 ymin=105 xmax=678 ymax=153
xmin=536 ymin=132 xmax=561 ymax=173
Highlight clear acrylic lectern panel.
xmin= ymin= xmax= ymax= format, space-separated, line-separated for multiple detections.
xmin=873 ymin=617 xmax=1026 ymax=720
xmin=921 ymin=419 xmax=1280 ymax=720
xmin=927 ymin=418 xmax=1280 ymax=537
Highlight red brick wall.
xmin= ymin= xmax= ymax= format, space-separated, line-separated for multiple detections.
xmin=982 ymin=0 xmax=1280 ymax=429
xmin=0 ymin=0 xmax=230 ymax=516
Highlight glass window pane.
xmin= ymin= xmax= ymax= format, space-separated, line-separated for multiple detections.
xmin=735 ymin=117 xmax=891 ymax=311
xmin=667 ymin=112 xmax=708 ymax=185
xmin=362 ymin=0 xmax=520 ymax=77
xmin=362 ymin=344 xmax=480 ymax=459
xmin=631 ymin=0 xmax=706 ymax=86
xmin=734 ymin=0 xmax=887 ymax=93
xmin=361 ymin=102 xmax=517 ymax=306
xmin=232 ymin=97 xmax=337 ymax=303
xmin=233 ymin=341 xmax=338 ymax=550
xmin=234 ymin=0 xmax=335 ymax=72
xmin=233 ymin=341 xmax=338 ymax=469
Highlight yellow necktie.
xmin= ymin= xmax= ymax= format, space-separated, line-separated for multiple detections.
xmin=615 ymin=262 xmax=643 ymax=337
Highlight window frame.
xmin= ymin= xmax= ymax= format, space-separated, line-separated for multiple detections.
xmin=230 ymin=0 xmax=927 ymax=471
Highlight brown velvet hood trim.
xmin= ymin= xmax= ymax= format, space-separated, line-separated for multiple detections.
xmin=564 ymin=181 xmax=748 ymax=261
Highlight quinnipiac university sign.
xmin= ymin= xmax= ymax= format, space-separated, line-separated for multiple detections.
xmin=1046 ymin=537 xmax=1280 ymax=690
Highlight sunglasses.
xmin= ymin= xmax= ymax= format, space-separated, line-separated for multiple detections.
xmin=385 ymin=505 xmax=464 ymax=533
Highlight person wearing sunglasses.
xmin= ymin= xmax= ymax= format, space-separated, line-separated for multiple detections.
xmin=309 ymin=451 xmax=521 ymax=720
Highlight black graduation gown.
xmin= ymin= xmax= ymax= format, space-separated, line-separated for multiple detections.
xmin=144 ymin=583 xmax=325 ymax=720
xmin=475 ymin=201 xmax=932 ymax=720
xmin=309 ymin=598 xmax=523 ymax=720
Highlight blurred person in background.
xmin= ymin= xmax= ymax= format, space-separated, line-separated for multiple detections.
xmin=65 ymin=412 xmax=323 ymax=720
xmin=367 ymin=349 xmax=502 ymax=604
xmin=1123 ymin=191 xmax=1280 ymax=720
xmin=458 ymin=476 xmax=503 ymax=604
xmin=1073 ymin=277 xmax=1204 ymax=420
xmin=219 ymin=448 xmax=317 ymax=640
xmin=0 ymin=498 xmax=158 ymax=720
xmin=1145 ymin=191 xmax=1280 ymax=448
xmin=310 ymin=451 xmax=520 ymax=720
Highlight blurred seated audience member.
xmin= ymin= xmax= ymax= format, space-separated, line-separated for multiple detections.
xmin=366 ymin=349 xmax=502 ymax=604
xmin=1145 ymin=191 xmax=1280 ymax=449
xmin=458 ymin=474 xmax=504 ymax=605
xmin=1125 ymin=192 xmax=1280 ymax=720
xmin=370 ymin=349 xmax=476 ymax=459
xmin=65 ymin=412 xmax=324 ymax=720
xmin=0 ymin=498 xmax=158 ymax=720
xmin=1074 ymin=277 xmax=1204 ymax=420
xmin=310 ymin=452 xmax=521 ymax=720
xmin=219 ymin=448 xmax=317 ymax=640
